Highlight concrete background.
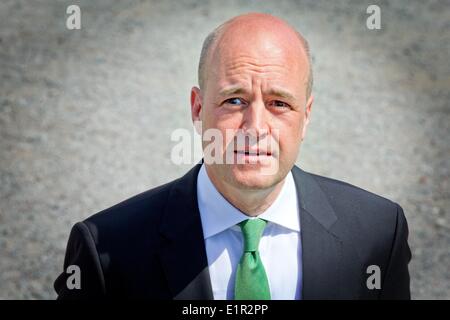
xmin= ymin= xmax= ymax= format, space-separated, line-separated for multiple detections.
xmin=0 ymin=0 xmax=449 ymax=299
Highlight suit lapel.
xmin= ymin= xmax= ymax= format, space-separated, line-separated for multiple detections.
xmin=292 ymin=166 xmax=344 ymax=299
xmin=158 ymin=162 xmax=214 ymax=300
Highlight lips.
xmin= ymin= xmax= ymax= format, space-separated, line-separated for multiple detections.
xmin=234 ymin=150 xmax=272 ymax=156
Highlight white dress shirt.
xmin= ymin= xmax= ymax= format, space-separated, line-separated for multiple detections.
xmin=196 ymin=164 xmax=302 ymax=300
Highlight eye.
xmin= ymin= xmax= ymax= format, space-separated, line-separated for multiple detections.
xmin=224 ymin=97 xmax=246 ymax=106
xmin=269 ymin=100 xmax=290 ymax=109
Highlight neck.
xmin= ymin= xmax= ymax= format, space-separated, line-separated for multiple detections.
xmin=205 ymin=167 xmax=286 ymax=217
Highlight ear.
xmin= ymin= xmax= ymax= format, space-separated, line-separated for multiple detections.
xmin=190 ymin=86 xmax=203 ymax=135
xmin=301 ymin=94 xmax=314 ymax=141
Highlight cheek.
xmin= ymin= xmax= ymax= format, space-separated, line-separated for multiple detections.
xmin=213 ymin=112 xmax=244 ymax=134
xmin=276 ymin=119 xmax=303 ymax=151
xmin=204 ymin=116 xmax=243 ymax=150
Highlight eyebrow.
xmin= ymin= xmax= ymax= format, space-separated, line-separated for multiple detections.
xmin=266 ymin=88 xmax=296 ymax=101
xmin=218 ymin=85 xmax=248 ymax=97
xmin=218 ymin=85 xmax=296 ymax=101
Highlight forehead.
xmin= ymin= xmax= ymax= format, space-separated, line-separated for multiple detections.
xmin=208 ymin=28 xmax=308 ymax=89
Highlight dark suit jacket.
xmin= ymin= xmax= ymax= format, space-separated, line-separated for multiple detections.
xmin=54 ymin=163 xmax=411 ymax=299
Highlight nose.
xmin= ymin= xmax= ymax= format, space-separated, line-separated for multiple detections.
xmin=241 ymin=99 xmax=269 ymax=138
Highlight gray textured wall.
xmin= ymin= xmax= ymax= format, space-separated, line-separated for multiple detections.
xmin=0 ymin=0 xmax=449 ymax=299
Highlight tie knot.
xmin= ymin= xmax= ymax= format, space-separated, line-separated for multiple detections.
xmin=238 ymin=218 xmax=267 ymax=252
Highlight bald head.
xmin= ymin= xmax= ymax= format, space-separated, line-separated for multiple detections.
xmin=198 ymin=13 xmax=313 ymax=98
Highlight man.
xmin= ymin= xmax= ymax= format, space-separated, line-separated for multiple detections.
xmin=54 ymin=13 xmax=411 ymax=300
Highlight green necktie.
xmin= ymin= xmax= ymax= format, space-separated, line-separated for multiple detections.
xmin=234 ymin=218 xmax=271 ymax=300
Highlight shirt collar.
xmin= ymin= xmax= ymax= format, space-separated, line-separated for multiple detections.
xmin=197 ymin=164 xmax=300 ymax=239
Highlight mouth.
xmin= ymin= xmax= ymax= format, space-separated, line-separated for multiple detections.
xmin=234 ymin=150 xmax=273 ymax=156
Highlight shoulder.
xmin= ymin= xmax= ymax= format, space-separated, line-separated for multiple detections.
xmin=309 ymin=170 xmax=399 ymax=211
xmin=293 ymin=166 xmax=404 ymax=234
xmin=294 ymin=167 xmax=409 ymax=263
xmin=76 ymin=163 xmax=203 ymax=248
xmin=87 ymin=180 xmax=173 ymax=225
xmin=79 ymin=177 xmax=178 ymax=248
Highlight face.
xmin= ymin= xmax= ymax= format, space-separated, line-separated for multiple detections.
xmin=191 ymin=22 xmax=313 ymax=191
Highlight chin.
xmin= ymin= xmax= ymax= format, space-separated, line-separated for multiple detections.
xmin=229 ymin=164 xmax=282 ymax=190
